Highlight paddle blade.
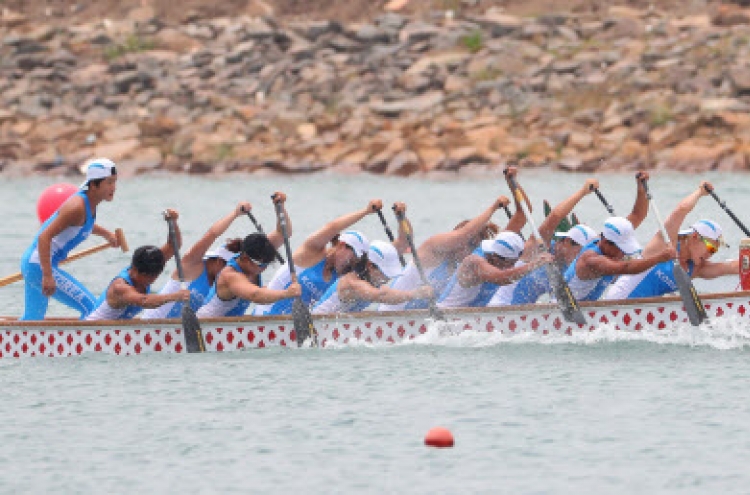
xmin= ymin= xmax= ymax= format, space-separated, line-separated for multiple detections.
xmin=544 ymin=263 xmax=587 ymax=325
xmin=428 ymin=300 xmax=446 ymax=321
xmin=181 ymin=306 xmax=206 ymax=353
xmin=673 ymin=264 xmax=708 ymax=326
xmin=292 ymin=298 xmax=318 ymax=347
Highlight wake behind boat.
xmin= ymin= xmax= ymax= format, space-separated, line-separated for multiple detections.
xmin=1 ymin=290 xmax=747 ymax=358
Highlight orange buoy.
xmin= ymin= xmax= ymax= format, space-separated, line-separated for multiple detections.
xmin=37 ymin=183 xmax=78 ymax=224
xmin=424 ymin=427 xmax=454 ymax=448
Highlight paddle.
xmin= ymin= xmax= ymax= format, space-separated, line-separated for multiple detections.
xmin=502 ymin=204 xmax=525 ymax=241
xmin=0 ymin=229 xmax=128 ymax=288
xmin=641 ymin=179 xmax=708 ymax=326
xmin=376 ymin=209 xmax=406 ymax=267
xmin=704 ymin=184 xmax=750 ymax=237
xmin=241 ymin=206 xmax=285 ymax=264
xmin=165 ymin=214 xmax=205 ymax=353
xmin=571 ymin=213 xmax=581 ymax=226
xmin=505 ymin=171 xmax=587 ymax=325
xmin=272 ymin=196 xmax=318 ymax=347
xmin=591 ymin=186 xmax=615 ymax=215
xmin=392 ymin=206 xmax=445 ymax=321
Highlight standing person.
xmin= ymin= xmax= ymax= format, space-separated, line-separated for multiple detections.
xmin=196 ymin=233 xmax=301 ymax=318
xmin=488 ymin=178 xmax=599 ymax=306
xmin=141 ymin=194 xmax=290 ymax=318
xmin=20 ymin=158 xmax=120 ymax=320
xmin=436 ymin=231 xmax=552 ymax=309
xmin=253 ymin=199 xmax=382 ymax=316
xmin=563 ymin=172 xmax=675 ymax=301
xmin=313 ymin=241 xmax=433 ymax=314
xmin=605 ymin=181 xmax=738 ymax=300
xmin=86 ymin=210 xmax=190 ymax=321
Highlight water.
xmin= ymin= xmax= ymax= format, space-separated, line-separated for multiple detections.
xmin=1 ymin=170 xmax=750 ymax=493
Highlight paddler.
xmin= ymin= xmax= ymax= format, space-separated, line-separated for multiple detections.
xmin=605 ymin=181 xmax=738 ymax=300
xmin=488 ymin=178 xmax=599 ymax=306
xmin=86 ymin=209 xmax=190 ymax=320
xmin=563 ymin=172 xmax=675 ymax=301
xmin=253 ymin=199 xmax=382 ymax=316
xmin=195 ymin=233 xmax=301 ymax=317
xmin=20 ymin=158 xmax=120 ymax=320
xmin=312 ymin=203 xmax=433 ymax=314
xmin=141 ymin=194 xmax=290 ymax=318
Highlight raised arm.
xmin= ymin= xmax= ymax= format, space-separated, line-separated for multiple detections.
xmin=391 ymin=202 xmax=410 ymax=255
xmin=418 ymin=196 xmax=509 ymax=262
xmin=503 ymin=167 xmax=532 ymax=235
xmin=627 ymin=171 xmax=650 ymax=229
xmin=179 ymin=201 xmax=250 ymax=277
xmin=267 ymin=192 xmax=290 ymax=250
xmin=537 ymin=178 xmax=598 ymax=243
xmin=160 ymin=209 xmax=180 ymax=262
xmin=296 ymin=199 xmax=382 ymax=260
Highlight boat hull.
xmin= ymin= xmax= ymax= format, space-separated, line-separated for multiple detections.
xmin=1 ymin=292 xmax=748 ymax=358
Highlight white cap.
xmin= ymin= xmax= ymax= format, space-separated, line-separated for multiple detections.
xmin=338 ymin=230 xmax=369 ymax=257
xmin=679 ymin=219 xmax=724 ymax=244
xmin=80 ymin=158 xmax=117 ymax=190
xmin=555 ymin=224 xmax=597 ymax=247
xmin=367 ymin=240 xmax=403 ymax=279
xmin=203 ymin=245 xmax=235 ymax=262
xmin=481 ymin=231 xmax=525 ymax=259
xmin=602 ymin=217 xmax=641 ymax=255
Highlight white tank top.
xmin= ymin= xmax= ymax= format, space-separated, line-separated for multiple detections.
xmin=311 ymin=285 xmax=343 ymax=315
xmin=486 ymin=260 xmax=526 ymax=307
xmin=195 ymin=293 xmax=245 ymax=318
xmin=141 ymin=278 xmax=181 ymax=319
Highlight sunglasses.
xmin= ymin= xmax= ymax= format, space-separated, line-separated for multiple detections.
xmin=244 ymin=254 xmax=269 ymax=269
xmin=700 ymin=236 xmax=719 ymax=255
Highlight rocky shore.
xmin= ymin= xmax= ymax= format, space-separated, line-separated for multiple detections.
xmin=3 ymin=2 xmax=750 ymax=178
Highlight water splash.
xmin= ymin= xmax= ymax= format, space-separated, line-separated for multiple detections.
xmin=327 ymin=316 xmax=750 ymax=351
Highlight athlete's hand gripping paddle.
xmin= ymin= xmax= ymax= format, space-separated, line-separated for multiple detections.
xmin=165 ymin=213 xmax=205 ymax=353
xmin=272 ymin=195 xmax=318 ymax=347
xmin=505 ymin=170 xmax=587 ymax=325
xmin=640 ymin=178 xmax=707 ymax=326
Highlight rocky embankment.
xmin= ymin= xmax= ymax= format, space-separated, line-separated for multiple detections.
xmin=3 ymin=3 xmax=750 ymax=178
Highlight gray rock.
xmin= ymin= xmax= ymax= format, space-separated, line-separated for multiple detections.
xmin=370 ymin=91 xmax=445 ymax=116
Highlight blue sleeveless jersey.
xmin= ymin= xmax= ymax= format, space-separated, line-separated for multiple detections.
xmin=96 ymin=268 xmax=151 ymax=320
xmin=266 ymin=258 xmax=335 ymax=315
xmin=625 ymin=259 xmax=694 ymax=299
xmin=24 ymin=191 xmax=95 ymax=266
xmin=164 ymin=267 xmax=213 ymax=318
xmin=564 ymin=241 xmax=615 ymax=301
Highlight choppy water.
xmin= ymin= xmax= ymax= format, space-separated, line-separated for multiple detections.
xmin=2 ymin=170 xmax=750 ymax=493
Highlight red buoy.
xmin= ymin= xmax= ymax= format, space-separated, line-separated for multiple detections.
xmin=424 ymin=427 xmax=454 ymax=448
xmin=37 ymin=183 xmax=78 ymax=224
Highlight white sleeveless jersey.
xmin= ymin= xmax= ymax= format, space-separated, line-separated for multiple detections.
xmin=486 ymin=260 xmax=527 ymax=307
xmin=311 ymin=287 xmax=343 ymax=315
xmin=141 ymin=278 xmax=181 ymax=319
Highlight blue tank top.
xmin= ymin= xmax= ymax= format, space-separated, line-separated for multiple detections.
xmin=266 ymin=258 xmax=336 ymax=315
xmin=25 ymin=191 xmax=95 ymax=265
xmin=564 ymin=241 xmax=615 ymax=301
xmin=437 ymin=248 xmax=499 ymax=307
xmin=625 ymin=259 xmax=695 ymax=299
xmin=164 ymin=266 xmax=213 ymax=318
xmin=96 ymin=267 xmax=151 ymax=320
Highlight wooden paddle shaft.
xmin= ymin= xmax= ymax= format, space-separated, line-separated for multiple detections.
xmin=0 ymin=228 xmax=127 ymax=287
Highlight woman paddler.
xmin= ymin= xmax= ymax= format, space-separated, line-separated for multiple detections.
xmin=20 ymin=158 xmax=120 ymax=320
xmin=141 ymin=194 xmax=289 ymax=318
xmin=253 ymin=199 xmax=382 ymax=316
xmin=605 ymin=181 xmax=738 ymax=300
xmin=195 ymin=233 xmax=301 ymax=318
xmin=86 ymin=209 xmax=190 ymax=321
xmin=312 ymin=203 xmax=433 ymax=314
